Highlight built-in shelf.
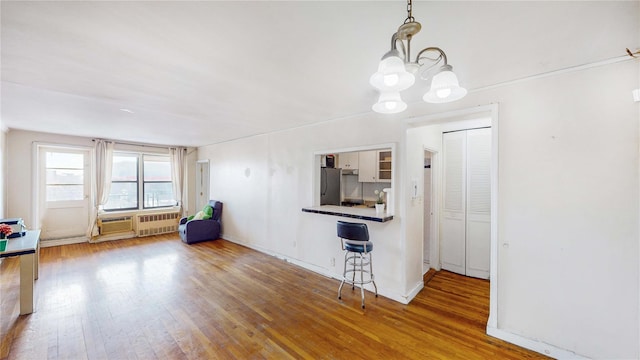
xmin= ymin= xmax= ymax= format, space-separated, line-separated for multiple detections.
xmin=378 ymin=150 xmax=392 ymax=181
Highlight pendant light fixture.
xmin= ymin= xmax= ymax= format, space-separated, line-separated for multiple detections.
xmin=370 ymin=0 xmax=467 ymax=113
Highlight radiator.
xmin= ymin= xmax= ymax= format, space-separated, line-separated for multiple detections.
xmin=136 ymin=212 xmax=180 ymax=237
xmin=98 ymin=217 xmax=133 ymax=235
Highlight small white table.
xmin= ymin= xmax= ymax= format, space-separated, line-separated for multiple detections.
xmin=0 ymin=230 xmax=40 ymax=315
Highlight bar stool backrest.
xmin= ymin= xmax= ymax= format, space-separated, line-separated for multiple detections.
xmin=337 ymin=221 xmax=369 ymax=242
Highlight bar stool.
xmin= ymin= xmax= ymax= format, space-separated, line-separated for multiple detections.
xmin=337 ymin=221 xmax=378 ymax=308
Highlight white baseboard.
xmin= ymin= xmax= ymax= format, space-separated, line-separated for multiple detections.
xmin=487 ymin=326 xmax=589 ymax=359
xmin=40 ymin=236 xmax=88 ymax=247
xmin=221 ymin=235 xmax=415 ymax=304
xmin=40 ymin=231 xmax=138 ymax=247
xmin=92 ymin=231 xmax=136 ymax=243
xmin=404 ymin=281 xmax=424 ymax=304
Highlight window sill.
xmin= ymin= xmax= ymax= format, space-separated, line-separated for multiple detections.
xmin=99 ymin=206 xmax=181 ymax=217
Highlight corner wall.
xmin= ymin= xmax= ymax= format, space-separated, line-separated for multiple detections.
xmin=200 ymin=59 xmax=639 ymax=358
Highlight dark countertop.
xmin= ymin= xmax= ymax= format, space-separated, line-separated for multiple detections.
xmin=301 ymin=205 xmax=393 ymax=223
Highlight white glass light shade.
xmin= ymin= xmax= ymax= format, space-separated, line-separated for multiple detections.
xmin=372 ymin=92 xmax=407 ymax=114
xmin=370 ymin=55 xmax=415 ymax=92
xmin=423 ymin=67 xmax=467 ymax=104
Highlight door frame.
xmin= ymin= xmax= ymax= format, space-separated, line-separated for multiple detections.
xmin=404 ymin=103 xmax=499 ymax=329
xmin=423 ymin=147 xmax=440 ymax=273
xmin=195 ymin=159 xmax=210 ymax=211
xmin=32 ymin=142 xmax=94 ymax=244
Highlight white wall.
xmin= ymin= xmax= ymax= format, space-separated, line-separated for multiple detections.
xmin=199 ymin=58 xmax=639 ymax=359
xmin=198 ymin=116 xmax=417 ymax=301
xmin=493 ymin=60 xmax=638 ymax=359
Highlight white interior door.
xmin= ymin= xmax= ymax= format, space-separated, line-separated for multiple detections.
xmin=195 ymin=160 xmax=210 ymax=211
xmin=441 ymin=132 xmax=466 ymax=275
xmin=38 ymin=147 xmax=90 ymax=240
xmin=440 ymin=129 xmax=491 ymax=279
xmin=465 ymin=128 xmax=492 ymax=279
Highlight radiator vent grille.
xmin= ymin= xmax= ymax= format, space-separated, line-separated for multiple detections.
xmin=136 ymin=212 xmax=180 ymax=237
xmin=98 ymin=217 xmax=133 ymax=235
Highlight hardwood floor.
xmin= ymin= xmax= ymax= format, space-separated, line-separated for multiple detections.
xmin=1 ymin=234 xmax=547 ymax=359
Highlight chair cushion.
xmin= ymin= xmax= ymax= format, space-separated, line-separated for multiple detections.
xmin=345 ymin=242 xmax=373 ymax=253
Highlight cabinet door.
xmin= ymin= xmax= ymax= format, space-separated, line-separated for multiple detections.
xmin=358 ymin=151 xmax=377 ymax=182
xmin=338 ymin=152 xmax=359 ymax=170
xmin=377 ymin=150 xmax=392 ymax=182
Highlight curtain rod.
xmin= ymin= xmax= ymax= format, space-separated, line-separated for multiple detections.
xmin=92 ymin=138 xmax=187 ymax=150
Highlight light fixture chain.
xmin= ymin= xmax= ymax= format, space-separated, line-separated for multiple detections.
xmin=405 ymin=0 xmax=415 ymax=23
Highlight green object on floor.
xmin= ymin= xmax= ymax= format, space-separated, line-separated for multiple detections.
xmin=0 ymin=239 xmax=6 ymax=252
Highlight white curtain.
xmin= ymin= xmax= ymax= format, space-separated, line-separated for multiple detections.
xmin=170 ymin=147 xmax=187 ymax=217
xmin=88 ymin=140 xmax=114 ymax=239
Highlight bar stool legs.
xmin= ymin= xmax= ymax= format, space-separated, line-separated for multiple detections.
xmin=337 ymin=248 xmax=378 ymax=309
xmin=337 ymin=221 xmax=377 ymax=309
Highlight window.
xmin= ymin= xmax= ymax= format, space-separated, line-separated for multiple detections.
xmin=104 ymin=154 xmax=139 ymax=210
xmin=103 ymin=153 xmax=175 ymax=211
xmin=143 ymin=155 xmax=174 ymax=208
xmin=45 ymin=151 xmax=85 ymax=201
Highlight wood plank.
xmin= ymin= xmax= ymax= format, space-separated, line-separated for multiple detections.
xmin=0 ymin=234 xmax=548 ymax=359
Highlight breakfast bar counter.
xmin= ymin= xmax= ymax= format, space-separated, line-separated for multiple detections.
xmin=302 ymin=205 xmax=394 ymax=223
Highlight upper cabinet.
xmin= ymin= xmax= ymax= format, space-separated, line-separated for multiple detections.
xmin=378 ymin=150 xmax=392 ymax=182
xmin=358 ymin=150 xmax=391 ymax=183
xmin=338 ymin=152 xmax=359 ymax=170
xmin=358 ymin=150 xmax=376 ymax=182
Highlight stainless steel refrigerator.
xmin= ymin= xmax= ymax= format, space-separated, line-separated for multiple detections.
xmin=320 ymin=167 xmax=341 ymax=205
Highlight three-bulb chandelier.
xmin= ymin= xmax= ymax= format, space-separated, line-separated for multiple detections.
xmin=370 ymin=0 xmax=467 ymax=114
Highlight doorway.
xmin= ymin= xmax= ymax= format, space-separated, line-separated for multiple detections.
xmin=440 ymin=128 xmax=491 ymax=279
xmin=405 ymin=104 xmax=498 ymax=328
xmin=37 ymin=145 xmax=91 ymax=241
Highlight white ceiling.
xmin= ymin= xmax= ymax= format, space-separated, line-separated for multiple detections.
xmin=1 ymin=1 xmax=637 ymax=147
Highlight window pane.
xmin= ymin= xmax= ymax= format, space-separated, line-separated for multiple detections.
xmin=46 ymin=169 xmax=84 ymax=185
xmin=144 ymin=182 xmax=175 ymax=208
xmin=45 ymin=151 xmax=85 ymax=201
xmin=104 ymin=182 xmax=138 ymax=210
xmin=46 ymin=185 xmax=84 ymax=201
xmin=46 ymin=152 xmax=83 ymax=169
xmin=112 ymin=155 xmax=138 ymax=182
xmin=144 ymin=155 xmax=171 ymax=181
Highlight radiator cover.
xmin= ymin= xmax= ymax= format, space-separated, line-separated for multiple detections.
xmin=136 ymin=212 xmax=180 ymax=237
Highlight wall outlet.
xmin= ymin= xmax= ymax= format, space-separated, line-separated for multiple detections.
xmin=330 ymin=257 xmax=335 ymax=266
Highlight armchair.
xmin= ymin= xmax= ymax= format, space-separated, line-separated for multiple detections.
xmin=179 ymin=200 xmax=223 ymax=244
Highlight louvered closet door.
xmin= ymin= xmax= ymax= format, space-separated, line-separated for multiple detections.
xmin=441 ymin=128 xmax=491 ymax=279
xmin=465 ymin=128 xmax=491 ymax=279
xmin=441 ymin=131 xmax=467 ymax=275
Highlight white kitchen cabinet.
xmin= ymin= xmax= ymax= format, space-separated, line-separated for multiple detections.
xmin=358 ymin=150 xmax=391 ymax=183
xmin=338 ymin=152 xmax=359 ymax=170
xmin=358 ymin=150 xmax=377 ymax=182
xmin=378 ymin=150 xmax=392 ymax=182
